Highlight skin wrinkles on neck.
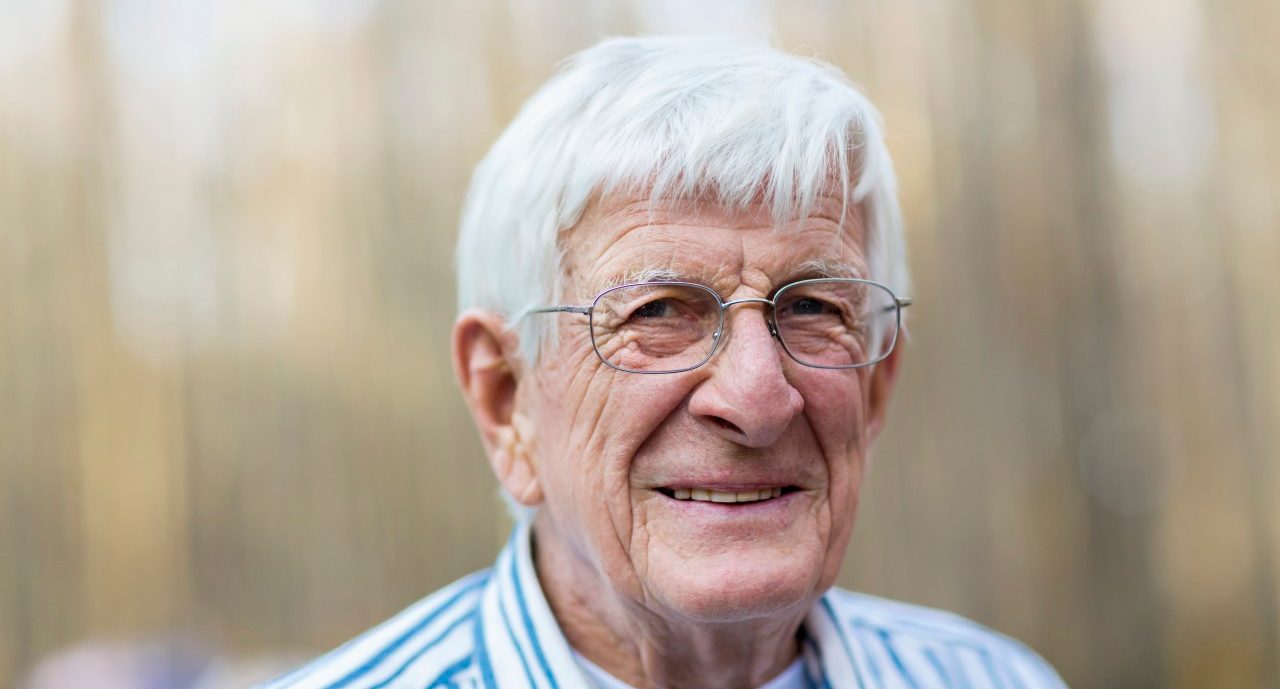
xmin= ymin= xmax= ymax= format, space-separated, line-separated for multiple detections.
xmin=533 ymin=521 xmax=809 ymax=689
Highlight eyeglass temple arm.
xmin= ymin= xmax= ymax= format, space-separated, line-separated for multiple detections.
xmin=526 ymin=305 xmax=591 ymax=315
xmin=878 ymin=297 xmax=912 ymax=314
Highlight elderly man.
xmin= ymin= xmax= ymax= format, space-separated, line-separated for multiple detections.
xmin=260 ymin=37 xmax=1067 ymax=689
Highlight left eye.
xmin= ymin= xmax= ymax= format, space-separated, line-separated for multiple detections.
xmin=788 ymin=298 xmax=832 ymax=315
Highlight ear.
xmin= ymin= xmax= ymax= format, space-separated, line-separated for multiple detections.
xmin=864 ymin=339 xmax=904 ymax=445
xmin=452 ymin=309 xmax=544 ymax=506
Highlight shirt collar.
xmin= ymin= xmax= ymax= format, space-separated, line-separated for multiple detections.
xmin=479 ymin=521 xmax=850 ymax=689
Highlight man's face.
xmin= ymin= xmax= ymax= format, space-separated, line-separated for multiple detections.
xmin=519 ymin=193 xmax=897 ymax=623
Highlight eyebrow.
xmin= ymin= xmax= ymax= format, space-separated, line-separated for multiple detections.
xmin=593 ymin=266 xmax=685 ymax=293
xmin=625 ymin=266 xmax=685 ymax=283
xmin=793 ymin=258 xmax=866 ymax=280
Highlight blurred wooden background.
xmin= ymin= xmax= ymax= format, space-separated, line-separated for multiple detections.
xmin=1 ymin=1 xmax=1277 ymax=687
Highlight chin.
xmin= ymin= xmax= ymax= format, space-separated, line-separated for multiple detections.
xmin=649 ymin=551 xmax=825 ymax=624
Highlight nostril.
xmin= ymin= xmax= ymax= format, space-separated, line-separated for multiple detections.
xmin=711 ymin=416 xmax=744 ymax=436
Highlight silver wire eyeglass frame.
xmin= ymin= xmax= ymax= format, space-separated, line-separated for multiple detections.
xmin=524 ymin=278 xmax=913 ymax=374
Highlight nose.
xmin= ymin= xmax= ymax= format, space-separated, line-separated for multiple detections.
xmin=687 ymin=303 xmax=805 ymax=447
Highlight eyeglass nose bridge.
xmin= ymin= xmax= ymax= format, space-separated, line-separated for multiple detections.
xmin=712 ymin=297 xmax=781 ymax=346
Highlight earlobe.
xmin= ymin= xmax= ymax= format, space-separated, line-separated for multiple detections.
xmin=865 ymin=343 xmax=904 ymax=444
xmin=452 ymin=310 xmax=544 ymax=506
xmin=499 ymin=415 xmax=544 ymax=505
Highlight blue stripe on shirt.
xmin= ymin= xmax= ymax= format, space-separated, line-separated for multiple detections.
xmin=510 ymin=536 xmax=560 ymax=689
xmin=497 ymin=564 xmax=540 ymax=689
xmin=854 ymin=624 xmax=885 ymax=688
xmin=426 ymin=655 xmax=474 ymax=689
xmin=802 ymin=635 xmax=833 ymax=689
xmin=922 ymin=647 xmax=952 ymax=687
xmin=874 ymin=627 xmax=921 ymax=689
xmin=321 ymin=574 xmax=489 ymax=689
xmin=821 ymin=596 xmax=869 ymax=689
xmin=362 ymin=608 xmax=474 ymax=689
xmin=980 ymin=647 xmax=1010 ymax=689
xmin=471 ymin=603 xmax=496 ymax=689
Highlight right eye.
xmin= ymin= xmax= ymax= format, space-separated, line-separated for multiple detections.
xmin=632 ymin=299 xmax=670 ymax=318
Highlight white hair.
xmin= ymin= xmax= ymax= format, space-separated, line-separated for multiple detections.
xmin=453 ymin=36 xmax=910 ymax=521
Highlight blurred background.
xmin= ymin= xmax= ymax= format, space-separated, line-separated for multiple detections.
xmin=1 ymin=0 xmax=1277 ymax=687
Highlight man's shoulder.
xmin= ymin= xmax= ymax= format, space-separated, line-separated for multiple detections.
xmin=255 ymin=569 xmax=492 ymax=689
xmin=818 ymin=587 xmax=1068 ymax=687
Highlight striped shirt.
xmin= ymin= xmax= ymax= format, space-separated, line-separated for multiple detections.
xmin=257 ymin=522 xmax=1068 ymax=689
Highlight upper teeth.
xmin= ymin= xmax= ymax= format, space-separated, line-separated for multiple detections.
xmin=671 ymin=487 xmax=783 ymax=503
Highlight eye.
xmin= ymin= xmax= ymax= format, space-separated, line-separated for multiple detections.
xmin=632 ymin=299 xmax=670 ymax=318
xmin=787 ymin=297 xmax=834 ymax=316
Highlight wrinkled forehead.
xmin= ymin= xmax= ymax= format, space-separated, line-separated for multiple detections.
xmin=558 ymin=190 xmax=868 ymax=295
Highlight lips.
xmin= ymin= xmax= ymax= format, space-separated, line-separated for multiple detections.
xmin=655 ymin=486 xmax=799 ymax=503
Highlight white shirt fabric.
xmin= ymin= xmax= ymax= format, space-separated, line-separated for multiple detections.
xmin=575 ymin=652 xmax=806 ymax=689
xmin=256 ymin=520 xmax=1069 ymax=689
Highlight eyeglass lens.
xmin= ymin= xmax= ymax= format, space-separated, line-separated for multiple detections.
xmin=589 ymin=280 xmax=899 ymax=373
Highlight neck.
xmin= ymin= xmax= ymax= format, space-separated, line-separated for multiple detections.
xmin=531 ymin=519 xmax=808 ymax=689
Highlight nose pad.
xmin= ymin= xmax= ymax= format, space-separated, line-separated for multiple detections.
xmin=708 ymin=308 xmax=780 ymax=358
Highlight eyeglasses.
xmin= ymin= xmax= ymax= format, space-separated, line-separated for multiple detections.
xmin=525 ymin=278 xmax=911 ymax=374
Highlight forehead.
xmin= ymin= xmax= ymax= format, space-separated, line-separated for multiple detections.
xmin=561 ymin=193 xmax=868 ymax=294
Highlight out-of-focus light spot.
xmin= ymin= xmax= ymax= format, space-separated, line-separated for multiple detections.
xmin=1105 ymin=80 xmax=1215 ymax=191
xmin=23 ymin=640 xmax=210 ymax=689
xmin=0 ymin=0 xmax=78 ymax=161
xmin=106 ymin=214 xmax=298 ymax=364
xmin=0 ymin=0 xmax=68 ymax=70
xmin=1095 ymin=0 xmax=1216 ymax=191
xmin=106 ymin=209 xmax=220 ymax=364
xmin=243 ymin=0 xmax=380 ymax=34
xmin=1077 ymin=407 xmax=1184 ymax=515
xmin=985 ymin=43 xmax=1038 ymax=147
xmin=101 ymin=1 xmax=315 ymax=364
xmin=21 ymin=639 xmax=302 ymax=689
xmin=635 ymin=0 xmax=771 ymax=37
xmin=104 ymin=1 xmax=219 ymax=84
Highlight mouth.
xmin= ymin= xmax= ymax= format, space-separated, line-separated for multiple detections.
xmin=655 ymin=486 xmax=801 ymax=504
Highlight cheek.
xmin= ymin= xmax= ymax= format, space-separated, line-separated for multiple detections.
xmin=796 ymin=369 xmax=870 ymax=450
xmin=526 ymin=342 xmax=693 ymax=511
xmin=525 ymin=327 xmax=603 ymax=444
xmin=525 ymin=351 xmax=700 ymax=584
xmin=794 ymin=370 xmax=871 ymax=505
